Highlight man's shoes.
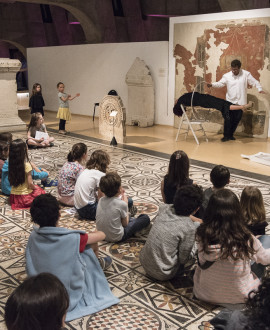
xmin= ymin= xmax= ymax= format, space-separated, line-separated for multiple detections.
xmin=98 ymin=256 xmax=112 ymax=270
xmin=58 ymin=130 xmax=67 ymax=135
xmin=221 ymin=137 xmax=230 ymax=142
xmin=230 ymin=136 xmax=236 ymax=140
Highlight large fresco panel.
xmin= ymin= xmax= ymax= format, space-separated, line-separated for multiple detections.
xmin=174 ymin=17 xmax=270 ymax=137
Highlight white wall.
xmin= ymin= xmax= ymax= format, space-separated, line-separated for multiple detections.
xmin=27 ymin=41 xmax=170 ymax=125
xmin=169 ymin=8 xmax=270 ymax=136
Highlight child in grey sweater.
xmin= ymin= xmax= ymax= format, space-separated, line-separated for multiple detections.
xmin=140 ymin=185 xmax=203 ymax=281
xmin=96 ymin=172 xmax=150 ymax=242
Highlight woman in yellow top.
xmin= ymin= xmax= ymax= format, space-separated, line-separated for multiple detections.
xmin=8 ymin=139 xmax=45 ymax=210
xmin=56 ymin=82 xmax=80 ymax=135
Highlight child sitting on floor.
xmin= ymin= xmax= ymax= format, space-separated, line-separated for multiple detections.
xmin=8 ymin=139 xmax=45 ymax=209
xmin=96 ymin=172 xmax=150 ymax=242
xmin=240 ymin=186 xmax=267 ymax=236
xmin=58 ymin=142 xmax=87 ymax=206
xmin=1 ymin=133 xmax=50 ymax=195
xmin=0 ymin=141 xmax=9 ymax=184
xmin=193 ymin=189 xmax=270 ymax=305
xmin=5 ymin=273 xmax=69 ymax=330
xmin=27 ymin=112 xmax=54 ymax=148
xmin=26 ymin=194 xmax=119 ymax=321
xmin=140 ymin=185 xmax=203 ymax=281
xmin=161 ymin=150 xmax=193 ymax=204
xmin=74 ymin=150 xmax=110 ymax=220
xmin=202 ymin=164 xmax=230 ymax=210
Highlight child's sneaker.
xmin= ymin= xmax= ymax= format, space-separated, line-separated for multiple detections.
xmin=129 ymin=205 xmax=138 ymax=217
xmin=98 ymin=256 xmax=112 ymax=270
xmin=42 ymin=178 xmax=58 ymax=187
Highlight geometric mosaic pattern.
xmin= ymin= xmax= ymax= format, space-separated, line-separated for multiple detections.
xmin=0 ymin=132 xmax=270 ymax=330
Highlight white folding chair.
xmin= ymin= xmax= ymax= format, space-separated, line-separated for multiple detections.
xmin=175 ymin=104 xmax=208 ymax=145
xmin=175 ymin=83 xmax=209 ymax=145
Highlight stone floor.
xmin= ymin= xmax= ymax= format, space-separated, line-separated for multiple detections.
xmin=18 ymin=109 xmax=270 ymax=176
xmin=0 ymin=131 xmax=270 ymax=330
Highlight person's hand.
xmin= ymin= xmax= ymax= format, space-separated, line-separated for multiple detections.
xmin=259 ymin=90 xmax=266 ymax=94
xmin=39 ymin=138 xmax=44 ymax=142
xmin=190 ymin=214 xmax=203 ymax=224
xmin=122 ymin=193 xmax=128 ymax=204
xmin=68 ymin=94 xmax=71 ymax=98
xmin=76 ymin=93 xmax=80 ymax=97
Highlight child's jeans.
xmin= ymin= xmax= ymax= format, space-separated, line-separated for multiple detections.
xmin=76 ymin=202 xmax=98 ymax=220
xmin=251 ymin=235 xmax=270 ymax=279
xmin=120 ymin=214 xmax=150 ymax=241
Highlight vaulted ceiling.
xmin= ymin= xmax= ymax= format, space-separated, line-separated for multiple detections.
xmin=0 ymin=0 xmax=269 ymax=57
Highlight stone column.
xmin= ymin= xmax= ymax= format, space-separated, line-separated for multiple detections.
xmin=0 ymin=58 xmax=26 ymax=132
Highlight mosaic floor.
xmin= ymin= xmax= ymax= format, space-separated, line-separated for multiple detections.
xmin=0 ymin=132 xmax=270 ymax=330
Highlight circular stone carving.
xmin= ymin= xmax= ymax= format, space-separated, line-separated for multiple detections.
xmin=100 ymin=95 xmax=124 ymax=128
xmin=87 ymin=304 xmax=161 ymax=329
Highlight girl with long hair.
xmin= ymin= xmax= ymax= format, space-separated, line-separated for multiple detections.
xmin=58 ymin=143 xmax=87 ymax=206
xmin=27 ymin=112 xmax=54 ymax=148
xmin=240 ymin=186 xmax=267 ymax=236
xmin=29 ymin=83 xmax=45 ymax=116
xmin=193 ymin=189 xmax=270 ymax=305
xmin=74 ymin=150 xmax=110 ymax=220
xmin=161 ymin=150 xmax=192 ymax=204
xmin=8 ymin=139 xmax=45 ymax=210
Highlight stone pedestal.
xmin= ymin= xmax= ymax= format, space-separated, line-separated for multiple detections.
xmin=0 ymin=58 xmax=26 ymax=132
xmin=99 ymin=94 xmax=126 ymax=144
xmin=125 ymin=57 xmax=154 ymax=127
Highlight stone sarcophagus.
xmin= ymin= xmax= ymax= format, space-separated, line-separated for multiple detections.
xmin=99 ymin=94 xmax=126 ymax=144
xmin=125 ymin=57 xmax=154 ymax=127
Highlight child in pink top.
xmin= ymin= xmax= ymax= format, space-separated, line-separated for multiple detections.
xmin=193 ymin=189 xmax=270 ymax=305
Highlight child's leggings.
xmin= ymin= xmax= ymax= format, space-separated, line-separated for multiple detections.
xmin=59 ymin=119 xmax=66 ymax=130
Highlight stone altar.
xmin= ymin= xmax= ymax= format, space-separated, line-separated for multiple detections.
xmin=125 ymin=57 xmax=154 ymax=127
xmin=0 ymin=58 xmax=26 ymax=132
xmin=99 ymin=94 xmax=126 ymax=144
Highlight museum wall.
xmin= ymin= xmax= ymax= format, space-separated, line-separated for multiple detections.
xmin=27 ymin=41 xmax=169 ymax=125
xmin=169 ymin=9 xmax=270 ymax=137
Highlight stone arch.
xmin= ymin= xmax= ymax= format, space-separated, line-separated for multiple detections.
xmin=1 ymin=40 xmax=27 ymax=58
xmin=15 ymin=0 xmax=101 ymax=43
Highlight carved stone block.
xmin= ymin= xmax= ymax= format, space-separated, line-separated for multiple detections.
xmin=0 ymin=58 xmax=26 ymax=132
xmin=125 ymin=57 xmax=154 ymax=127
xmin=99 ymin=95 xmax=126 ymax=144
